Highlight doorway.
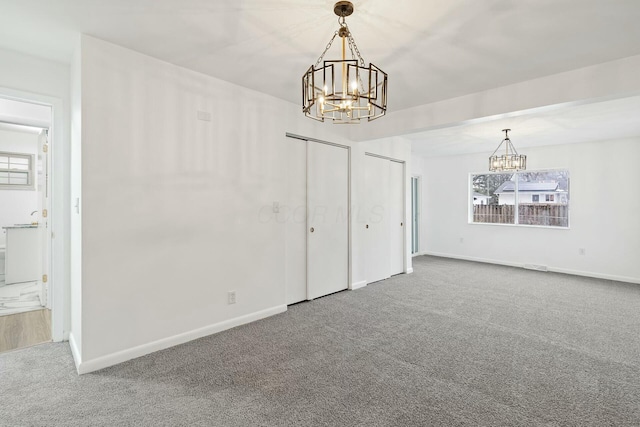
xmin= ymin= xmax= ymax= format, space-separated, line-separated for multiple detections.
xmin=0 ymin=96 xmax=53 ymax=352
xmin=411 ymin=176 xmax=420 ymax=255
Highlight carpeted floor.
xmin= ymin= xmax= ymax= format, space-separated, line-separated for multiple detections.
xmin=1 ymin=255 xmax=639 ymax=426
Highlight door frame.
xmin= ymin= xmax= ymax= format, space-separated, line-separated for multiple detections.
xmin=286 ymin=133 xmax=352 ymax=296
xmin=0 ymin=87 xmax=66 ymax=342
xmin=411 ymin=175 xmax=421 ymax=256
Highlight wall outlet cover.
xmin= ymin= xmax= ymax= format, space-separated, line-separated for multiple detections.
xmin=227 ymin=291 xmax=236 ymax=304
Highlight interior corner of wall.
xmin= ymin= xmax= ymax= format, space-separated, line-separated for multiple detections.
xmin=68 ymin=331 xmax=82 ymax=374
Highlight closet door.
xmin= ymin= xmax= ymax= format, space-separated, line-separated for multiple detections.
xmin=364 ymin=155 xmax=390 ymax=284
xmin=389 ymin=161 xmax=405 ymax=275
xmin=284 ymin=137 xmax=307 ymax=305
xmin=307 ymin=142 xmax=349 ymax=299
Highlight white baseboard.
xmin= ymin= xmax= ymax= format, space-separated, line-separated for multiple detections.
xmin=422 ymin=251 xmax=640 ymax=285
xmin=68 ymin=332 xmax=81 ymax=372
xmin=423 ymin=251 xmax=522 ymax=268
xmin=406 ymin=268 xmax=414 ymax=274
xmin=76 ymin=305 xmax=287 ymax=375
xmin=549 ymin=267 xmax=640 ymax=285
xmin=350 ymin=280 xmax=367 ymax=290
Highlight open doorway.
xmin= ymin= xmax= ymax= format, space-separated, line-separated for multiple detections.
xmin=411 ymin=176 xmax=420 ymax=255
xmin=0 ymin=97 xmax=52 ymax=353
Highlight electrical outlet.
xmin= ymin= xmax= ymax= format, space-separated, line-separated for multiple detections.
xmin=228 ymin=291 xmax=236 ymax=304
xmin=579 ymin=248 xmax=586 ymax=256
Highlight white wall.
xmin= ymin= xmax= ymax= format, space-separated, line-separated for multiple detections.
xmin=69 ymin=39 xmax=83 ymax=361
xmin=419 ymin=138 xmax=640 ymax=283
xmin=0 ymin=98 xmax=51 ymax=127
xmin=351 ymin=54 xmax=640 ymax=142
xmin=75 ymin=36 xmax=355 ymax=372
xmin=0 ymin=128 xmax=39 ymax=246
xmin=0 ymin=46 xmax=71 ymax=341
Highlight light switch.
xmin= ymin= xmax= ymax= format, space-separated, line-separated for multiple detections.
xmin=197 ymin=110 xmax=212 ymax=121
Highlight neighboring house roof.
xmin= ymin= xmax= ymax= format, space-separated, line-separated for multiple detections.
xmin=495 ymin=181 xmax=559 ymax=194
xmin=473 ymin=192 xmax=490 ymax=198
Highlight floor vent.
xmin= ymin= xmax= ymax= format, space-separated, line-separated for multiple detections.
xmin=524 ymin=264 xmax=548 ymax=272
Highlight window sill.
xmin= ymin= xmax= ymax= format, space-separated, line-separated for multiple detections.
xmin=468 ymin=221 xmax=571 ymax=230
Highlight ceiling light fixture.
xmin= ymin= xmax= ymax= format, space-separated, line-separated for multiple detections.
xmin=302 ymin=1 xmax=388 ymax=124
xmin=489 ymin=129 xmax=527 ymax=171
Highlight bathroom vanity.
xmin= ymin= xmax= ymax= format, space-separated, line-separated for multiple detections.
xmin=2 ymin=225 xmax=41 ymax=284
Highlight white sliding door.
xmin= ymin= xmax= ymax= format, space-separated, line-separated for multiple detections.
xmin=284 ymin=137 xmax=307 ymax=305
xmin=364 ymin=155 xmax=390 ymax=284
xmin=389 ymin=160 xmax=405 ymax=275
xmin=307 ymin=141 xmax=349 ymax=300
xmin=364 ymin=154 xmax=405 ymax=284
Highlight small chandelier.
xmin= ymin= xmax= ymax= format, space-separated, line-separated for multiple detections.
xmin=302 ymin=1 xmax=388 ymax=124
xmin=489 ymin=129 xmax=527 ymax=171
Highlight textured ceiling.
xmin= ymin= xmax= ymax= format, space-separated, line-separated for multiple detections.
xmin=1 ymin=0 xmax=640 ymax=112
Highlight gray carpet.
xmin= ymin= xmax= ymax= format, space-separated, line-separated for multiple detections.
xmin=1 ymin=255 xmax=639 ymax=426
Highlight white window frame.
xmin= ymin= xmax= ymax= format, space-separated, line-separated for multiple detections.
xmin=0 ymin=151 xmax=35 ymax=190
xmin=468 ymin=168 xmax=570 ymax=229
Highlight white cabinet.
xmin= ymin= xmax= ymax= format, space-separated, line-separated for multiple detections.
xmin=4 ymin=226 xmax=41 ymax=284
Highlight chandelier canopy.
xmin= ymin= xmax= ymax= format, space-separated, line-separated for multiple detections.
xmin=302 ymin=1 xmax=388 ymax=124
xmin=489 ymin=129 xmax=527 ymax=171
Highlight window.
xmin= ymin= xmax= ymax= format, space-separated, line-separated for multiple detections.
xmin=0 ymin=152 xmax=34 ymax=189
xmin=471 ymin=169 xmax=570 ymax=228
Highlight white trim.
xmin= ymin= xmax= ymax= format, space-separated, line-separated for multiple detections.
xmin=68 ymin=332 xmax=81 ymax=372
xmin=406 ymin=268 xmax=414 ymax=274
xmin=422 ymin=251 xmax=537 ymax=268
xmin=549 ymin=268 xmax=640 ymax=285
xmin=349 ymin=280 xmax=367 ymax=290
xmin=75 ymin=305 xmax=287 ymax=375
xmin=420 ymin=251 xmax=640 ymax=285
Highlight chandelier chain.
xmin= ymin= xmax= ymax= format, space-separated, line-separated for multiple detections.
xmin=347 ymin=33 xmax=366 ymax=67
xmin=302 ymin=1 xmax=388 ymax=123
xmin=346 ymin=35 xmax=366 ymax=93
xmin=314 ymin=31 xmax=339 ymax=69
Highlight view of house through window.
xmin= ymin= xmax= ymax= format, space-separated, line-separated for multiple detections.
xmin=471 ymin=170 xmax=570 ymax=227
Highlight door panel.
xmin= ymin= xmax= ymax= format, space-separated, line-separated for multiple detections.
xmin=284 ymin=137 xmax=307 ymax=304
xmin=307 ymin=142 xmax=349 ymax=299
xmin=364 ymin=155 xmax=390 ymax=284
xmin=389 ymin=161 xmax=404 ymax=275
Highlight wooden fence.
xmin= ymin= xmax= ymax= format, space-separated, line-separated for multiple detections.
xmin=473 ymin=204 xmax=568 ymax=227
